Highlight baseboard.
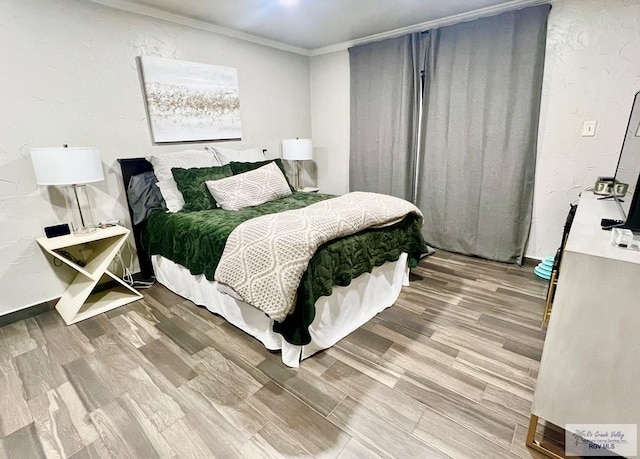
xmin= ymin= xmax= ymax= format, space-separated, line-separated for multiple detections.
xmin=523 ymin=255 xmax=542 ymax=264
xmin=0 ymin=300 xmax=56 ymax=328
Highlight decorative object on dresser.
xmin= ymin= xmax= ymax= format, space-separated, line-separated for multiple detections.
xmin=282 ymin=138 xmax=313 ymax=190
xmin=594 ymin=176 xmax=628 ymax=197
xmin=36 ymin=225 xmax=142 ymax=325
xmin=139 ymin=56 xmax=242 ymax=143
xmin=31 ymin=145 xmax=104 ymax=234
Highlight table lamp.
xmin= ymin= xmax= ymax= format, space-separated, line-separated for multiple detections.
xmin=282 ymin=138 xmax=312 ymax=190
xmin=31 ymin=146 xmax=104 ymax=234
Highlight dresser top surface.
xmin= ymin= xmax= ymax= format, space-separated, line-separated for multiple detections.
xmin=565 ymin=192 xmax=640 ymax=264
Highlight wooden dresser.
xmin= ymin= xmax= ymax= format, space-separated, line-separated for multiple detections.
xmin=528 ymin=192 xmax=640 ymax=458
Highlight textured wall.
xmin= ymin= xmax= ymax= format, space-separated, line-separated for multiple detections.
xmin=0 ymin=0 xmax=311 ymax=314
xmin=311 ymin=50 xmax=350 ymax=195
xmin=529 ymin=0 xmax=640 ymax=258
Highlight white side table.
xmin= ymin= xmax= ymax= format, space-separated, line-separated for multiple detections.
xmin=36 ymin=225 xmax=142 ymax=325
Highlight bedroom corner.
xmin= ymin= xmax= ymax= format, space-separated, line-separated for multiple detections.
xmin=0 ymin=0 xmax=311 ymax=315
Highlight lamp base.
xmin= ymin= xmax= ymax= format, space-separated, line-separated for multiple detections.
xmin=72 ymin=227 xmax=97 ymax=236
xmin=294 ymin=160 xmax=300 ymax=191
xmin=63 ymin=184 xmax=97 ymax=235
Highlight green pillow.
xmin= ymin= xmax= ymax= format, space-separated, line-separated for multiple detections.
xmin=172 ymin=164 xmax=233 ymax=211
xmin=229 ymin=159 xmax=294 ymax=191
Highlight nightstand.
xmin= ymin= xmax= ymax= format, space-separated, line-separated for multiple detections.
xmin=36 ymin=225 xmax=142 ymax=325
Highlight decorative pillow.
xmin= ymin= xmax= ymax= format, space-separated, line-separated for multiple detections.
xmin=230 ymin=159 xmax=294 ymax=191
xmin=172 ymin=165 xmax=233 ymax=211
xmin=207 ymin=146 xmax=265 ymax=165
xmin=126 ymin=171 xmax=166 ymax=224
xmin=205 ymin=162 xmax=292 ymax=211
xmin=147 ymin=149 xmax=220 ymax=212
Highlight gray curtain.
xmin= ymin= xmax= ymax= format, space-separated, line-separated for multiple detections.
xmin=417 ymin=5 xmax=550 ymax=263
xmin=349 ymin=35 xmax=421 ymax=201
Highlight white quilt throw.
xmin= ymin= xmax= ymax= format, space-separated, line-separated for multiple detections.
xmin=214 ymin=191 xmax=423 ymax=322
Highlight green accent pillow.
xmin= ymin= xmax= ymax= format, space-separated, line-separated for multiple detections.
xmin=172 ymin=165 xmax=233 ymax=211
xmin=229 ymin=159 xmax=294 ymax=191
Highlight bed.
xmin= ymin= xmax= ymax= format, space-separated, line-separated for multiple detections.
xmin=119 ymin=153 xmax=427 ymax=367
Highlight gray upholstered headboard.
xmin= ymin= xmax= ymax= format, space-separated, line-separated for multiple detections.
xmin=118 ymin=157 xmax=154 ymax=280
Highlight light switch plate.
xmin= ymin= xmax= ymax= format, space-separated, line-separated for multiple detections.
xmin=582 ymin=120 xmax=597 ymax=137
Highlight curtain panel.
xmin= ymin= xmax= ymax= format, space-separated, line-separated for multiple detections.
xmin=417 ymin=5 xmax=550 ymax=263
xmin=349 ymin=35 xmax=420 ymax=201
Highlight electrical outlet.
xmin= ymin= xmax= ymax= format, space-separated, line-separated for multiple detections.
xmin=582 ymin=120 xmax=597 ymax=137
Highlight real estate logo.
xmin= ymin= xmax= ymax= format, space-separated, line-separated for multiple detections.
xmin=566 ymin=424 xmax=637 ymax=457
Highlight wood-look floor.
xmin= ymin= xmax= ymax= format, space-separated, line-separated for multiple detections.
xmin=0 ymin=251 xmax=555 ymax=458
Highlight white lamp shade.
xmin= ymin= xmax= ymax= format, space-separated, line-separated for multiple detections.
xmin=282 ymin=138 xmax=313 ymax=161
xmin=31 ymin=147 xmax=104 ymax=185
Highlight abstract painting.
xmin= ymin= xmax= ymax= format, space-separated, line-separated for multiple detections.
xmin=140 ymin=56 xmax=242 ymax=143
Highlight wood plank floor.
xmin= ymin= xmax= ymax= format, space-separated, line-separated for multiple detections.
xmin=0 ymin=251 xmax=555 ymax=458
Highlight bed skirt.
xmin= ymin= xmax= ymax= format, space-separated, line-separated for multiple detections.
xmin=151 ymin=254 xmax=410 ymax=367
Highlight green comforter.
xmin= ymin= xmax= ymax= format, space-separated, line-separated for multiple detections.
xmin=142 ymin=192 xmax=427 ymax=345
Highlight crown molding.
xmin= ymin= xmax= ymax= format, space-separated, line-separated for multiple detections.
xmin=86 ymin=0 xmax=311 ymax=56
xmin=309 ymin=0 xmax=550 ymax=56
xmin=88 ymin=0 xmax=551 ymax=58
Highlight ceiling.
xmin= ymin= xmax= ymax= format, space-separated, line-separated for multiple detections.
xmin=91 ymin=0 xmax=548 ymax=54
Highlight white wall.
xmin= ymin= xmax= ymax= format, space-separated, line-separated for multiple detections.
xmin=310 ymin=51 xmax=350 ymax=195
xmin=529 ymin=0 xmax=640 ymax=258
xmin=309 ymin=0 xmax=640 ymax=260
xmin=0 ymin=0 xmax=311 ymax=314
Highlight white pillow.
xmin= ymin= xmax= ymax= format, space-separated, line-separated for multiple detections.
xmin=207 ymin=146 xmax=265 ymax=165
xmin=147 ymin=149 xmax=220 ymax=212
xmin=205 ymin=162 xmax=292 ymax=211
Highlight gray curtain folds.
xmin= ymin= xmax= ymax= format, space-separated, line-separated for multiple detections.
xmin=417 ymin=5 xmax=550 ymax=263
xmin=413 ymin=31 xmax=434 ymax=203
xmin=349 ymin=35 xmax=419 ymax=201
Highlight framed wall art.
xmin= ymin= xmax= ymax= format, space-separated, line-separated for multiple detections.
xmin=139 ymin=56 xmax=242 ymax=143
